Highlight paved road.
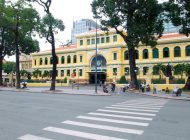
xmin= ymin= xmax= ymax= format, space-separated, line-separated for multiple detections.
xmin=0 ymin=91 xmax=189 ymax=140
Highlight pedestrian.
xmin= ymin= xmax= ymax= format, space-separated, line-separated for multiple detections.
xmin=146 ymin=84 xmax=150 ymax=92
xmin=111 ymin=82 xmax=116 ymax=92
xmin=153 ymin=84 xmax=157 ymax=94
xmin=141 ymin=82 xmax=145 ymax=93
xmin=165 ymin=87 xmax=169 ymax=94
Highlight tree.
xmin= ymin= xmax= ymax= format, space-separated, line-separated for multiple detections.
xmin=27 ymin=0 xmax=65 ymax=91
xmin=32 ymin=69 xmax=41 ymax=79
xmin=7 ymin=0 xmax=40 ymax=89
xmin=92 ymin=0 xmax=164 ymax=89
xmin=2 ymin=61 xmax=16 ymax=74
xmin=0 ymin=0 xmax=15 ymax=86
xmin=42 ymin=70 xmax=50 ymax=80
xmin=164 ymin=0 xmax=190 ymax=36
xmin=153 ymin=63 xmax=166 ymax=79
xmin=20 ymin=69 xmax=31 ymax=80
xmin=173 ymin=63 xmax=185 ymax=79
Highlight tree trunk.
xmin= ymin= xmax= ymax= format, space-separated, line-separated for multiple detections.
xmin=0 ymin=54 xmax=3 ymax=86
xmin=126 ymin=4 xmax=138 ymax=89
xmin=183 ymin=74 xmax=190 ymax=90
xmin=50 ymin=29 xmax=56 ymax=91
xmin=15 ymin=18 xmax=20 ymax=89
xmin=0 ymin=28 xmax=5 ymax=86
xmin=128 ymin=47 xmax=138 ymax=89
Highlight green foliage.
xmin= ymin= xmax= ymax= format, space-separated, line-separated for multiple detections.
xmin=152 ymin=79 xmax=166 ymax=84
xmin=42 ymin=70 xmax=50 ymax=79
xmin=164 ymin=0 xmax=190 ymax=36
xmin=2 ymin=61 xmax=16 ymax=74
xmin=170 ymin=79 xmax=185 ymax=84
xmin=63 ymin=77 xmax=67 ymax=83
xmin=32 ymin=69 xmax=41 ymax=78
xmin=91 ymin=0 xmax=164 ymax=47
xmin=118 ymin=75 xmax=128 ymax=84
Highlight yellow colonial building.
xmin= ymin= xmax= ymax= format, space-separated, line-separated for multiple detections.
xmin=31 ymin=29 xmax=190 ymax=84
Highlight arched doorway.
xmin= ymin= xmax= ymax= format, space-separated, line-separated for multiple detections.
xmin=89 ymin=55 xmax=107 ymax=84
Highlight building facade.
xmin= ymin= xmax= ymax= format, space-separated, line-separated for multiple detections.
xmin=19 ymin=54 xmax=32 ymax=72
xmin=71 ymin=19 xmax=100 ymax=43
xmin=31 ymin=29 xmax=190 ymax=84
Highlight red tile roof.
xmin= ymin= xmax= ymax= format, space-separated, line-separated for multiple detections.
xmin=41 ymin=44 xmax=77 ymax=53
xmin=161 ymin=33 xmax=185 ymax=39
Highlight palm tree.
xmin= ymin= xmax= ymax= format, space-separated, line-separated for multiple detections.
xmin=173 ymin=63 xmax=185 ymax=79
xmin=32 ymin=69 xmax=41 ymax=79
xmin=42 ymin=70 xmax=50 ymax=80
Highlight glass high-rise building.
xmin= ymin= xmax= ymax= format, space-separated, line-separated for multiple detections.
xmin=71 ymin=19 xmax=100 ymax=43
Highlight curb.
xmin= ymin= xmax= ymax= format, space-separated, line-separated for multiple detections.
xmin=141 ymin=93 xmax=190 ymax=101
xmin=0 ymin=89 xmax=111 ymax=96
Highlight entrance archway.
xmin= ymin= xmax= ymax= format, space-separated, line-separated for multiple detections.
xmin=89 ymin=55 xmax=107 ymax=84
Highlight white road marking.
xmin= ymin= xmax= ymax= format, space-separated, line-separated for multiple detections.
xmin=97 ymin=109 xmax=156 ymax=116
xmin=112 ymin=105 xmax=161 ymax=110
xmin=44 ymin=127 xmax=127 ymax=140
xmin=116 ymin=103 xmax=163 ymax=108
xmin=62 ymin=120 xmax=144 ymax=135
xmin=76 ymin=116 xmax=149 ymax=126
xmin=106 ymin=106 xmax=159 ymax=112
xmin=88 ymin=112 xmax=153 ymax=121
xmin=18 ymin=134 xmax=53 ymax=140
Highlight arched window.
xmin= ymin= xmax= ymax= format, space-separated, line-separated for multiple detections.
xmin=152 ymin=48 xmax=159 ymax=58
xmin=73 ymin=55 xmax=77 ymax=63
xmin=50 ymin=57 xmax=53 ymax=64
xmin=174 ymin=46 xmax=181 ymax=57
xmin=39 ymin=58 xmax=43 ymax=65
xmin=186 ymin=45 xmax=190 ymax=56
xmin=135 ymin=50 xmax=139 ymax=59
xmin=163 ymin=47 xmax=169 ymax=58
xmin=143 ymin=49 xmax=149 ymax=59
xmin=45 ymin=57 xmax=48 ymax=65
xmin=124 ymin=50 xmax=129 ymax=60
xmin=61 ymin=56 xmax=65 ymax=64
xmin=67 ymin=55 xmax=71 ymax=64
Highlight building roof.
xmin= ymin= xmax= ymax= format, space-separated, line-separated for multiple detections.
xmin=32 ymin=44 xmax=77 ymax=55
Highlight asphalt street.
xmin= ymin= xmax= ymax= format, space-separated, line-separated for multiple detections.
xmin=0 ymin=90 xmax=189 ymax=140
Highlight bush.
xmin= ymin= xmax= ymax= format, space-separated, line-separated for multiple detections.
xmin=63 ymin=77 xmax=67 ymax=83
xmin=26 ymin=79 xmax=46 ymax=83
xmin=152 ymin=79 xmax=166 ymax=84
xmin=118 ymin=76 xmax=128 ymax=84
xmin=170 ymin=79 xmax=185 ymax=84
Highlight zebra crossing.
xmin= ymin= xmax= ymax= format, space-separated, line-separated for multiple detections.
xmin=18 ymin=98 xmax=169 ymax=140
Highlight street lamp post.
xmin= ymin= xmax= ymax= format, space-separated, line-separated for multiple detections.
xmin=95 ymin=18 xmax=98 ymax=93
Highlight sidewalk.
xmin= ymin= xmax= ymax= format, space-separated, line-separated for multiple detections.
xmin=141 ymin=91 xmax=190 ymax=101
xmin=0 ymin=87 xmax=110 ymax=96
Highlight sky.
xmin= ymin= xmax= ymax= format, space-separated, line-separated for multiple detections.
xmin=6 ymin=0 xmax=94 ymax=61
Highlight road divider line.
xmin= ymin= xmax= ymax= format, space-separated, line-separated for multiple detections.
xmin=88 ymin=112 xmax=153 ymax=121
xmin=18 ymin=134 xmax=53 ymax=140
xmin=62 ymin=120 xmax=144 ymax=135
xmin=76 ymin=116 xmax=149 ymax=126
xmin=106 ymin=107 xmax=159 ymax=112
xmin=44 ymin=127 xmax=127 ymax=140
xmin=97 ymin=109 xmax=156 ymax=116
